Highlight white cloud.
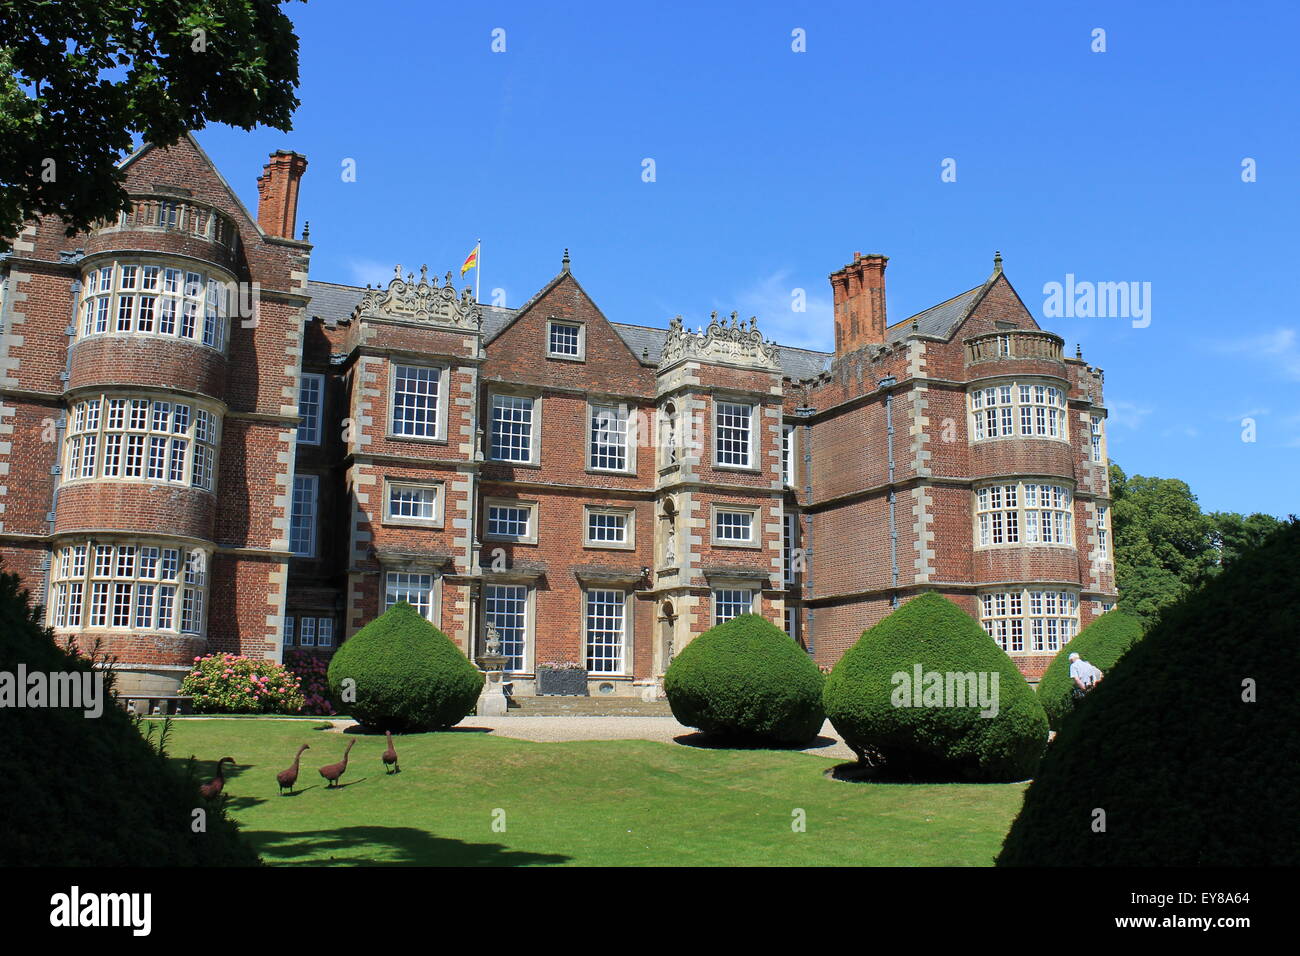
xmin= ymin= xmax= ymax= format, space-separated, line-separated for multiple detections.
xmin=344 ymin=257 xmax=399 ymax=288
xmin=724 ymin=270 xmax=834 ymax=353
xmin=1106 ymin=398 xmax=1154 ymax=431
xmin=1213 ymin=327 xmax=1300 ymax=381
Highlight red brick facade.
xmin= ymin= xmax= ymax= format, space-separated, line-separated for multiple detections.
xmin=0 ymin=141 xmax=1116 ymax=696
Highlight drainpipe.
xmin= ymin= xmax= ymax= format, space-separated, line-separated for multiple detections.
xmin=879 ymin=376 xmax=900 ymax=608
xmin=794 ymin=403 xmax=816 ymax=654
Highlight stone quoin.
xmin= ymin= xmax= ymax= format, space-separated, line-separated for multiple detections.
xmin=0 ymin=137 xmax=1117 ymax=697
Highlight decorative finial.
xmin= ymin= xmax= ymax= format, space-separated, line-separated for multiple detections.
xmin=1076 ymin=343 xmax=1083 ymax=359
xmin=394 ymin=264 xmax=402 ymax=280
xmin=993 ymin=250 xmax=1003 ymax=274
xmin=562 ymin=248 xmax=570 ymax=272
xmin=301 ymin=220 xmax=310 ymax=241
xmin=419 ymin=264 xmax=429 ymax=284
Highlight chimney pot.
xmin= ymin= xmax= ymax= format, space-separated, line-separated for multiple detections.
xmin=256 ymin=150 xmax=309 ymax=239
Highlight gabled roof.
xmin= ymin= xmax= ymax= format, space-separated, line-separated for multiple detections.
xmin=304 ymin=268 xmax=1015 ymax=380
xmin=885 ymin=284 xmax=984 ymax=343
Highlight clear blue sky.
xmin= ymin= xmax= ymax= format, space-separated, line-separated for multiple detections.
xmin=196 ymin=0 xmax=1299 ymax=518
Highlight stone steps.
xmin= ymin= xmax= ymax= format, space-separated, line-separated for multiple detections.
xmin=506 ymin=696 xmax=674 ymax=717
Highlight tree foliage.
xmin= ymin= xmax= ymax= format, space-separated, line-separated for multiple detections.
xmin=0 ymin=0 xmax=302 ymax=243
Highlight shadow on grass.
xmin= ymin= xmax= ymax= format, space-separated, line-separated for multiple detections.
xmin=673 ymin=731 xmax=839 ymax=752
xmin=339 ymin=724 xmax=493 ymax=735
xmin=825 ymin=761 xmax=1030 ymax=785
xmin=248 ymin=825 xmax=571 ymax=866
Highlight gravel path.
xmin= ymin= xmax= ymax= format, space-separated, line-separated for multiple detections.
xmin=323 ymin=715 xmax=856 ymax=761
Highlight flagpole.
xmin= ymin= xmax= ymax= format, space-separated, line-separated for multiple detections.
xmin=475 ymin=238 xmax=481 ymax=305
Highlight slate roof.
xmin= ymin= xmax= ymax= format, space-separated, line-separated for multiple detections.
xmin=303 ymin=276 xmax=987 ymax=381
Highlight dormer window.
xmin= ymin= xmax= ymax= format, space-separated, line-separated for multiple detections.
xmin=547 ymin=320 xmax=584 ymax=360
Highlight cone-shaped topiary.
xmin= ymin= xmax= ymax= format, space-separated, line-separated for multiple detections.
xmin=1037 ymin=610 xmax=1144 ymax=730
xmin=664 ymin=613 xmax=825 ymax=744
xmin=823 ymin=593 xmax=1048 ymax=782
xmin=327 ymin=601 xmax=483 ymax=732
xmin=0 ymin=560 xmax=258 ymax=865
xmin=998 ymin=519 xmax=1300 ymax=866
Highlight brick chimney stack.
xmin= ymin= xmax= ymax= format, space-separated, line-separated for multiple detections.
xmin=255 ymin=150 xmax=309 ymax=239
xmin=829 ymin=252 xmax=888 ymax=354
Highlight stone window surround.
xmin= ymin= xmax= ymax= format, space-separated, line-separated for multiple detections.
xmin=75 ymin=254 xmax=236 ymax=355
xmin=486 ymin=387 xmax=543 ymax=466
xmin=971 ymin=477 xmax=1077 ymax=551
xmin=381 ymin=477 xmax=445 ymax=529
xmin=582 ymin=586 xmax=633 ymax=676
xmin=967 ymin=374 xmax=1071 ymax=445
xmin=583 ymin=504 xmax=636 ymax=550
xmin=585 ymin=397 xmax=638 ymax=475
xmin=387 ymin=360 xmax=450 ymax=444
xmin=48 ymin=536 xmax=211 ymax=638
xmin=711 ymin=503 xmax=761 ymax=548
xmin=712 ymin=394 xmax=761 ymax=472
xmin=483 ymin=496 xmax=539 ymax=545
xmin=546 ymin=317 xmax=586 ymax=362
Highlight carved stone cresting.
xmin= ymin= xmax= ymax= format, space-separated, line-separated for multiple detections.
xmin=352 ymin=263 xmax=482 ymax=330
xmin=659 ymin=311 xmax=780 ymax=371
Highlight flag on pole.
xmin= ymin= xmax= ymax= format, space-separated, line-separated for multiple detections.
xmin=460 ymin=243 xmax=479 ymax=277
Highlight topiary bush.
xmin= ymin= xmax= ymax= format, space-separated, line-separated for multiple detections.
xmin=1037 ymin=610 xmax=1144 ymax=730
xmin=823 ymin=593 xmax=1048 ymax=782
xmin=327 ymin=601 xmax=483 ymax=732
xmin=0 ymin=560 xmax=259 ymax=865
xmin=663 ymin=613 xmax=825 ymax=745
xmin=181 ymin=652 xmax=305 ymax=714
xmin=998 ymin=519 xmax=1300 ymax=866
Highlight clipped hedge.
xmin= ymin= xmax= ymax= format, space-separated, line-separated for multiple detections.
xmin=664 ymin=614 xmax=825 ymax=745
xmin=327 ymin=601 xmax=483 ymax=732
xmin=999 ymin=519 xmax=1300 ymax=866
xmin=0 ymin=560 xmax=258 ymax=866
xmin=1037 ymin=610 xmax=1144 ymax=730
xmin=823 ymin=593 xmax=1048 ymax=782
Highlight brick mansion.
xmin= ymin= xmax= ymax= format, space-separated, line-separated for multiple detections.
xmin=0 ymin=136 xmax=1117 ymax=698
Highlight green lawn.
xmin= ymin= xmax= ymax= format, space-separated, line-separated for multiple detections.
xmin=151 ymin=719 xmax=1024 ymax=866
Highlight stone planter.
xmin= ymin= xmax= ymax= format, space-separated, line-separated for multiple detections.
xmin=536 ymin=667 xmax=589 ymax=696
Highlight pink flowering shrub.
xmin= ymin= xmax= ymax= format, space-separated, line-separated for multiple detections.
xmin=284 ymin=649 xmax=337 ymax=716
xmin=181 ymin=653 xmax=305 ymax=714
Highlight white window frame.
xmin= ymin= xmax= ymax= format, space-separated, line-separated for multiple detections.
xmin=979 ymin=588 xmax=1079 ymax=654
xmin=384 ymin=571 xmax=438 ymax=622
xmin=969 ymin=380 xmax=1069 ymax=443
xmin=584 ymin=588 xmax=629 ymax=676
xmin=290 ymin=474 xmax=319 ymax=557
xmin=783 ymin=511 xmax=799 ymax=584
xmin=298 ymin=373 xmax=324 ymax=445
xmin=782 ymin=424 xmax=797 ymax=487
xmin=49 ymin=540 xmax=207 ymax=637
xmin=484 ymin=498 xmax=538 ymax=544
xmin=383 ymin=479 xmax=444 ymax=528
xmin=711 ymin=504 xmax=759 ymax=548
xmin=584 ymin=506 xmax=635 ymax=550
xmin=973 ymin=481 xmax=1075 ymax=549
xmin=713 ymin=399 xmax=757 ymax=470
xmin=488 ymin=392 xmax=540 ymax=464
xmin=546 ymin=319 xmax=585 ymax=361
xmin=77 ymin=257 xmax=230 ymax=353
xmin=1090 ymin=414 xmax=1105 ymax=463
xmin=484 ymin=583 xmax=533 ymax=674
xmin=389 ymin=363 xmax=447 ymax=441
xmin=712 ymin=588 xmax=755 ymax=625
xmin=587 ymin=401 xmax=635 ymax=473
